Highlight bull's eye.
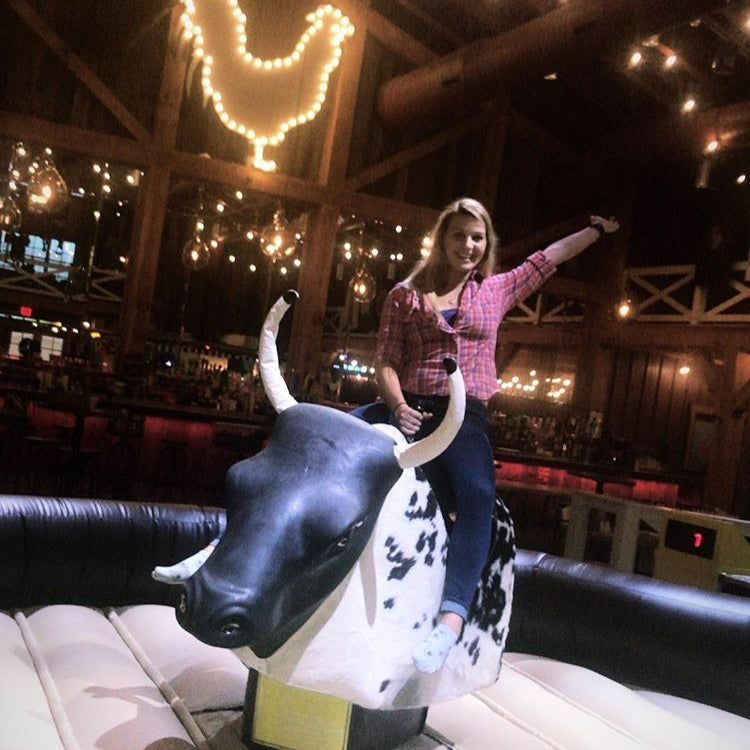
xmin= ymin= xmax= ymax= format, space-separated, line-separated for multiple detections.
xmin=179 ymin=594 xmax=187 ymax=614
xmin=336 ymin=536 xmax=349 ymax=548
xmin=220 ymin=621 xmax=241 ymax=636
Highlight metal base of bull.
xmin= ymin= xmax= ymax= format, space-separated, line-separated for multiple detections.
xmin=241 ymin=670 xmax=428 ymax=750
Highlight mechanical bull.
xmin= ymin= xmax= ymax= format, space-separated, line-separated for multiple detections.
xmin=175 ymin=291 xmax=516 ymax=709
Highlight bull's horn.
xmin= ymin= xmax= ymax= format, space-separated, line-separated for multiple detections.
xmin=259 ymin=290 xmax=299 ymax=413
xmin=394 ymin=358 xmax=466 ymax=469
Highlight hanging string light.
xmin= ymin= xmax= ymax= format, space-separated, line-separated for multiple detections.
xmin=182 ymin=194 xmax=211 ymax=271
xmin=260 ymin=206 xmax=298 ymax=261
xmin=350 ymin=266 xmax=376 ymax=304
xmin=26 ymin=150 xmax=68 ymax=213
xmin=0 ymin=193 xmax=21 ymax=232
xmin=0 ymin=142 xmax=22 ymax=232
xmin=180 ymin=0 xmax=355 ymax=171
xmin=181 ymin=233 xmax=211 ymax=270
xmin=616 ymin=298 xmax=633 ymax=319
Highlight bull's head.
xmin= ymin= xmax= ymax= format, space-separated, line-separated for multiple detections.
xmin=176 ymin=291 xmax=465 ymax=656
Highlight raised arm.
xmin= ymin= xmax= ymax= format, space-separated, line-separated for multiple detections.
xmin=541 ymin=215 xmax=619 ymax=267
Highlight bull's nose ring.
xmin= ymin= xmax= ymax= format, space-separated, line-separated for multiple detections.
xmin=221 ymin=621 xmax=241 ymax=636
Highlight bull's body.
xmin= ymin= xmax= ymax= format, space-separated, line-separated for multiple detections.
xmin=234 ymin=423 xmax=515 ymax=709
xmin=174 ymin=292 xmax=515 ymax=708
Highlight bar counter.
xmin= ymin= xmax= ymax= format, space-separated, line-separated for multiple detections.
xmin=494 ymin=447 xmax=704 ymax=508
xmin=0 ymin=388 xmax=276 ymax=502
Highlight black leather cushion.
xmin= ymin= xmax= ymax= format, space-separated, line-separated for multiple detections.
xmin=0 ymin=495 xmax=225 ymax=609
xmin=509 ymin=549 xmax=750 ymax=719
xmin=2 ymin=495 xmax=749 ymax=720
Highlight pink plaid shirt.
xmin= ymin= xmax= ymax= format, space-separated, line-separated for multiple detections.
xmin=375 ymin=251 xmax=556 ymax=401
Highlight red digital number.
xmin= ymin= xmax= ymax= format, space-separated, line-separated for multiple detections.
xmin=693 ymin=532 xmax=703 ymax=549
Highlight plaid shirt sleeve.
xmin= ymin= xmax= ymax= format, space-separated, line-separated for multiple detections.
xmin=375 ymin=283 xmax=410 ymax=371
xmin=485 ymin=250 xmax=556 ymax=313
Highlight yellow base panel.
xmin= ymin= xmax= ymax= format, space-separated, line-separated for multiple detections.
xmin=252 ymin=675 xmax=352 ymax=750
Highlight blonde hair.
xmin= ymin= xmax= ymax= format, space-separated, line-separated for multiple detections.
xmin=404 ymin=197 xmax=498 ymax=293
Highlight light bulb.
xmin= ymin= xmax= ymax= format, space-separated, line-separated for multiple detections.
xmin=181 ymin=236 xmax=211 ymax=270
xmin=26 ymin=160 xmax=68 ymax=213
xmin=261 ymin=209 xmax=296 ymax=260
xmin=0 ymin=193 xmax=22 ymax=232
xmin=350 ymin=268 xmax=376 ymax=304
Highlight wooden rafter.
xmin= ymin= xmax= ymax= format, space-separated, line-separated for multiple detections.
xmin=394 ymin=0 xmax=466 ymax=48
xmin=332 ymin=0 xmax=437 ymax=66
xmin=344 ymin=112 xmax=495 ymax=190
xmin=6 ymin=0 xmax=151 ymax=142
xmin=0 ymin=110 xmax=152 ymax=165
xmin=0 ymin=109 xmax=439 ymax=229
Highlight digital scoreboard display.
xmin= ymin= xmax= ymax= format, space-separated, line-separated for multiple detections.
xmin=664 ymin=519 xmax=717 ymax=559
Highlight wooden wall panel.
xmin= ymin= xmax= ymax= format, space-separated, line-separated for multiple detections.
xmin=605 ymin=349 xmax=711 ymax=468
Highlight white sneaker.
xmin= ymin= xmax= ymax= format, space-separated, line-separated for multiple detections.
xmin=412 ymin=623 xmax=458 ymax=674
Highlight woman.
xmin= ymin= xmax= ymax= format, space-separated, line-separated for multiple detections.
xmin=154 ymin=198 xmax=619 ymax=676
xmin=363 ymin=198 xmax=618 ymax=673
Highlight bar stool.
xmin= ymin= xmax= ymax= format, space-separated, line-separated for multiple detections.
xmin=57 ymin=444 xmax=103 ymax=497
xmin=103 ymin=410 xmax=144 ymax=499
xmin=101 ymin=438 xmax=139 ymax=500
xmin=150 ymin=438 xmax=189 ymax=501
xmin=0 ymin=411 xmax=30 ymax=490
xmin=15 ymin=434 xmax=66 ymax=494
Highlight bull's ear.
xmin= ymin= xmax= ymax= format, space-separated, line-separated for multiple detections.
xmin=395 ymin=358 xmax=466 ymax=468
xmin=259 ymin=291 xmax=299 ymax=413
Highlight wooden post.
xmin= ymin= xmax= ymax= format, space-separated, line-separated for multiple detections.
xmin=286 ymin=205 xmax=341 ymax=385
xmin=572 ymin=205 xmax=630 ymax=416
xmin=117 ymin=6 xmax=189 ymax=371
xmin=704 ymin=347 xmax=742 ymax=513
xmin=117 ymin=164 xmax=171 ymax=373
xmin=285 ymin=13 xmax=365 ymax=384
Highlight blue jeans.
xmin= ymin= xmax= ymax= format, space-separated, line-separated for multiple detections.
xmin=351 ymin=395 xmax=495 ymax=620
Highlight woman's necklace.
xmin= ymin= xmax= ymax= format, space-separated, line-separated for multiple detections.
xmin=437 ymin=278 xmax=466 ymax=308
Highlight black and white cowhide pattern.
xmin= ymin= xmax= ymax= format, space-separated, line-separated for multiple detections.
xmin=234 ymin=423 xmax=515 ymax=710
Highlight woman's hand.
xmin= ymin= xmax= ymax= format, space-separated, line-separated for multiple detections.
xmin=590 ymin=215 xmax=620 ymax=235
xmin=393 ymin=402 xmax=432 ymax=436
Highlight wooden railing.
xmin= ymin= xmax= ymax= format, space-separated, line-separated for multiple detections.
xmin=504 ymin=260 xmax=750 ymax=325
xmin=5 ymin=256 xmax=750 ymax=326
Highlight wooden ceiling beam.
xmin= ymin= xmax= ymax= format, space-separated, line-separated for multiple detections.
xmin=346 ymin=96 xmax=576 ymax=193
xmin=122 ymin=2 xmax=177 ymax=53
xmin=344 ymin=111 xmax=495 ymax=191
xmin=0 ymin=109 xmax=438 ymax=229
xmin=508 ymin=108 xmax=579 ymax=163
xmin=394 ymin=0 xmax=467 ymax=48
xmin=6 ymin=0 xmax=151 ymax=142
xmin=0 ymin=110 xmax=152 ymax=165
xmin=701 ymin=13 xmax=750 ymax=64
xmin=378 ymin=0 xmax=724 ymax=129
xmin=331 ymin=0 xmax=437 ymax=66
xmin=166 ymin=149 xmax=439 ymax=228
